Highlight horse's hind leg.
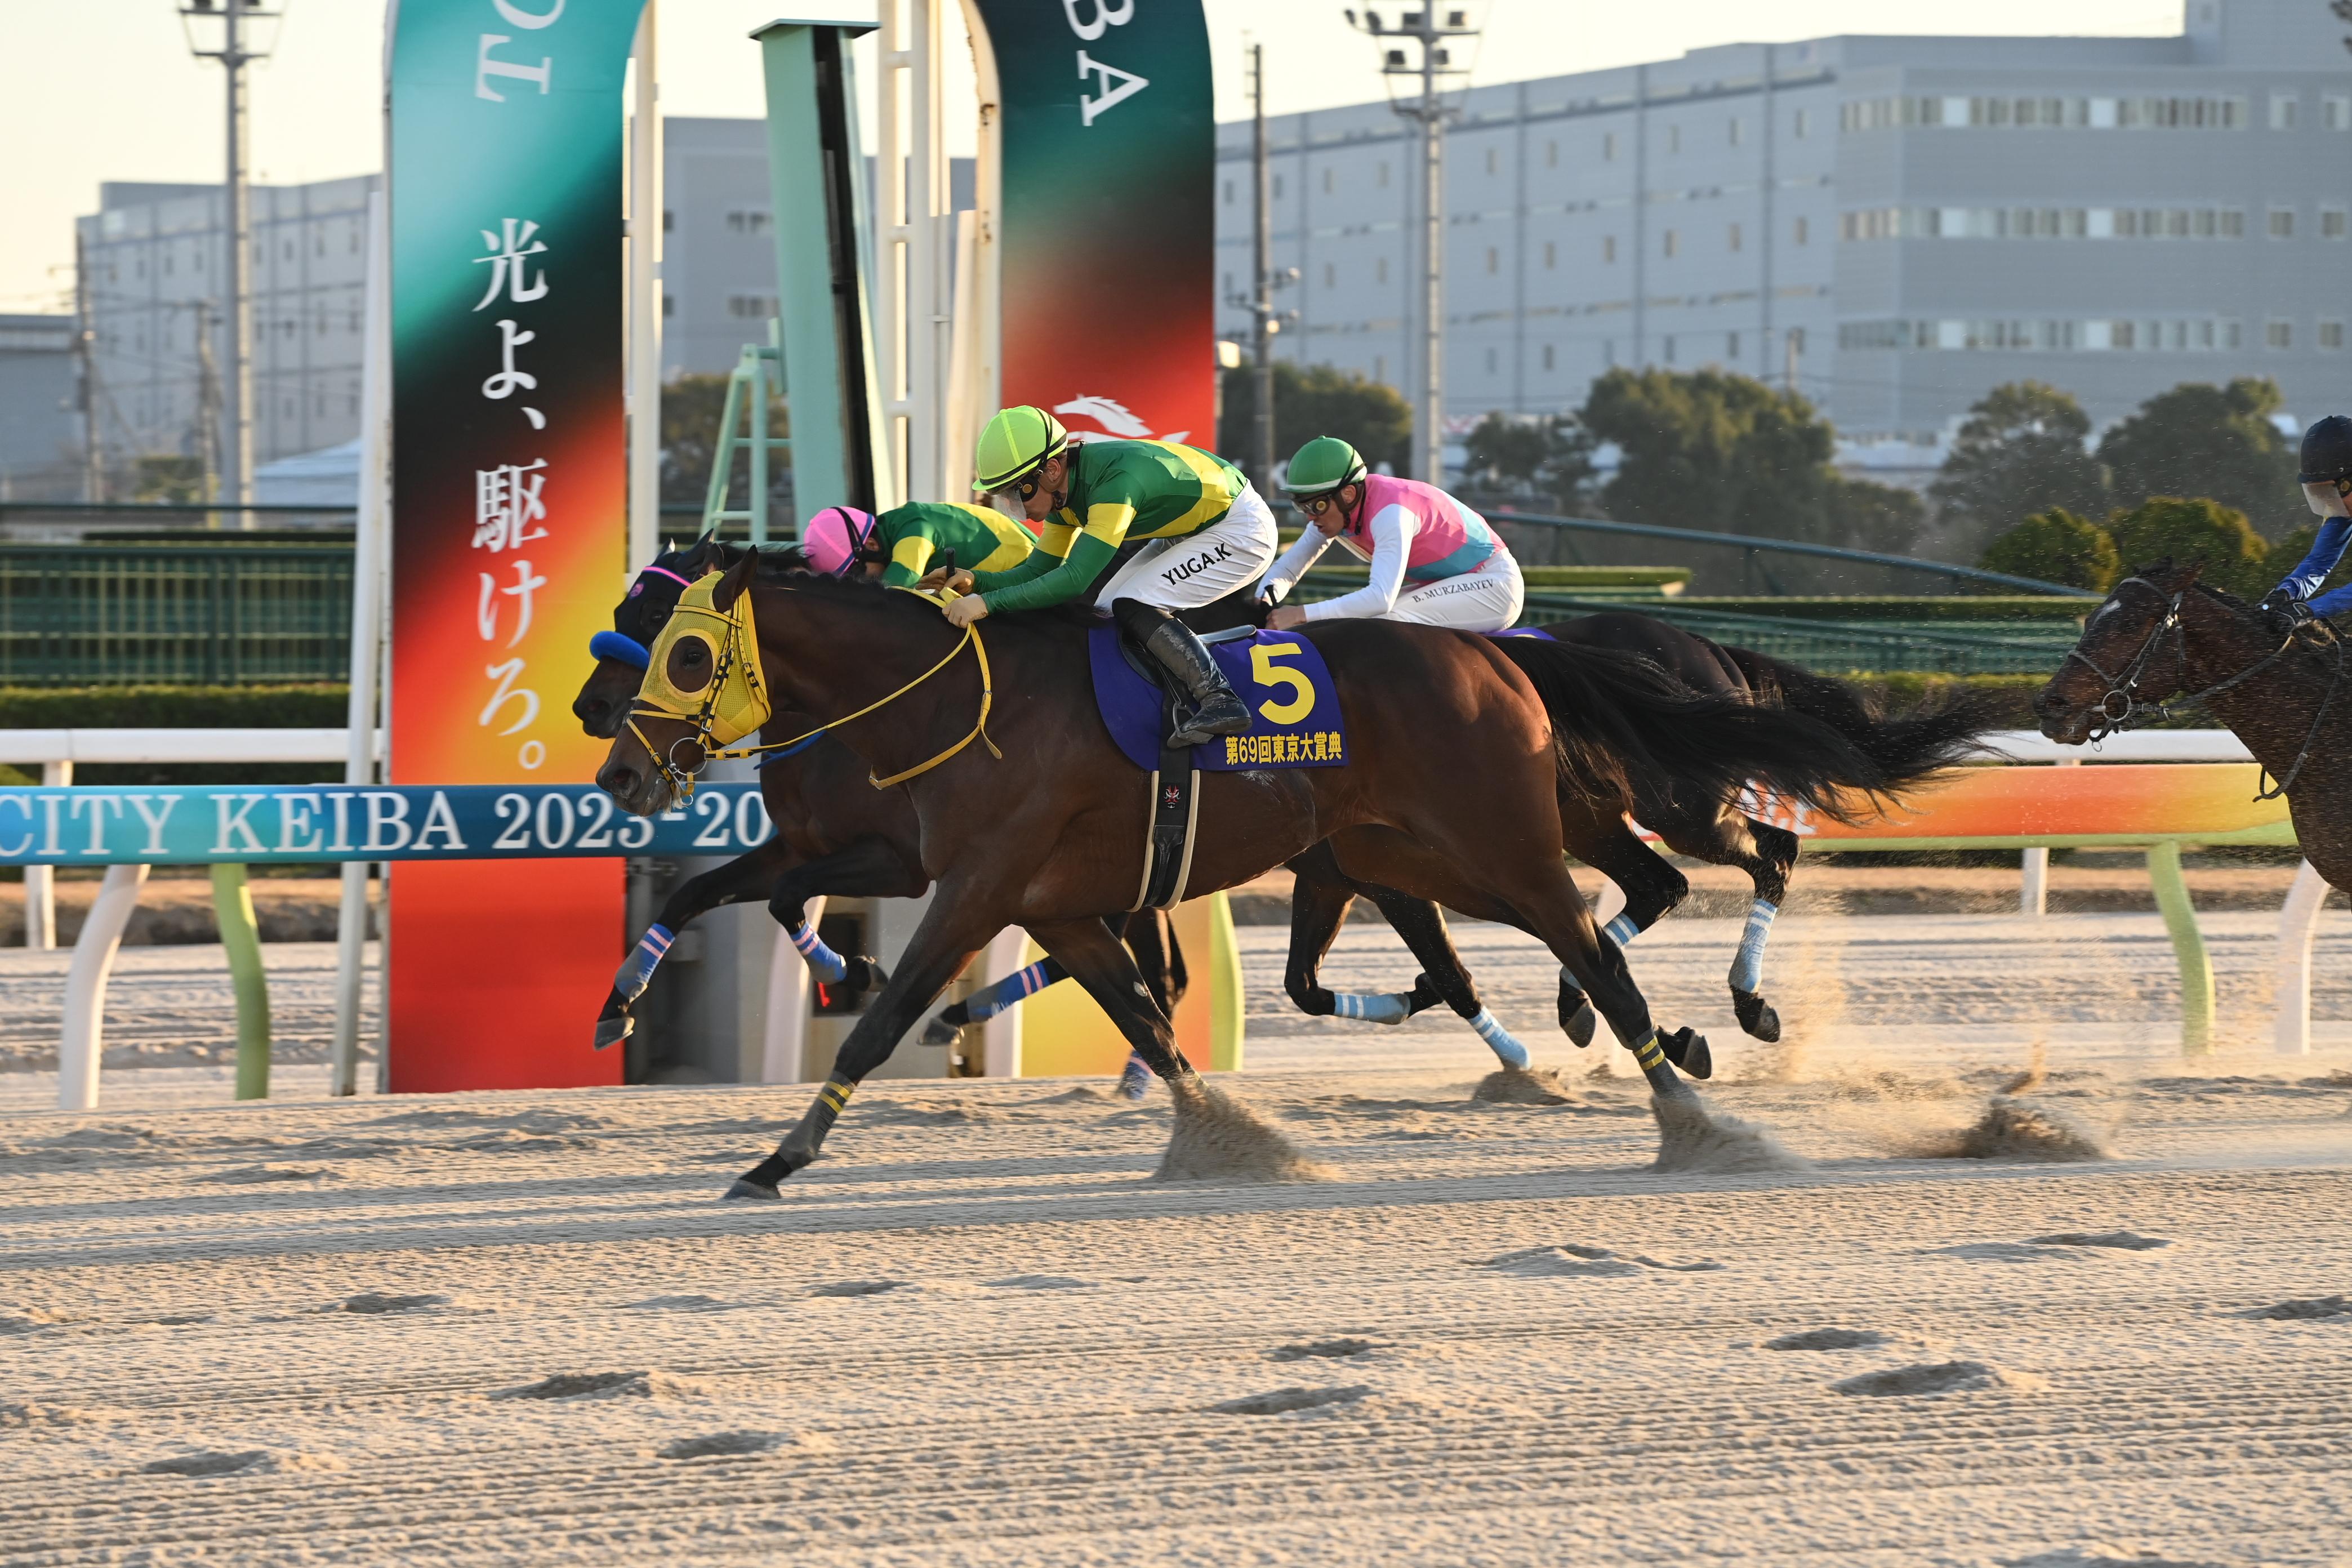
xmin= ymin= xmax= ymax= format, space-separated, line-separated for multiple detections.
xmin=1654 ymin=806 xmax=1797 ymax=1043
xmin=1553 ymin=800 xmax=1689 ymax=1049
xmin=1359 ymin=886 xmax=1533 ymax=1070
xmin=596 ymin=840 xmax=790 ymax=1049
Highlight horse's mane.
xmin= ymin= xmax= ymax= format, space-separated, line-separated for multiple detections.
xmin=2126 ymin=557 xmax=2254 ymax=617
xmin=747 ymin=549 xmax=1107 ymax=627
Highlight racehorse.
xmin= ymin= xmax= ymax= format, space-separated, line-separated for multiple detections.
xmin=570 ymin=539 xmax=1188 ymax=1058
xmin=595 ymin=553 xmax=1910 ymax=1196
xmin=2035 ymin=558 xmax=2352 ymax=892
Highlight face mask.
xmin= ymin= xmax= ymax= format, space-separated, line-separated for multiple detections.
xmin=2305 ymin=482 xmax=2351 ymax=519
xmin=633 ymin=571 xmax=772 ymax=754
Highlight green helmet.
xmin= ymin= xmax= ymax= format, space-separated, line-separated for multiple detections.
xmin=974 ymin=406 xmax=1070 ymax=493
xmin=1281 ymin=436 xmax=1368 ymax=497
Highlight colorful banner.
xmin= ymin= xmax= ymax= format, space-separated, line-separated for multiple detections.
xmin=969 ymin=0 xmax=1214 ymax=449
xmin=387 ymin=0 xmax=644 ymax=1091
xmin=1732 ymin=763 xmax=2295 ymax=844
xmin=0 ymin=785 xmax=772 ymax=868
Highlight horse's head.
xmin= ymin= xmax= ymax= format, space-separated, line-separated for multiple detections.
xmin=572 ymin=538 xmax=736 ymax=738
xmin=2033 ymin=558 xmax=2204 ymax=744
xmin=597 ymin=549 xmax=768 ymax=816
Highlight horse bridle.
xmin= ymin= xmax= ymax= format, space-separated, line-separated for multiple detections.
xmin=2064 ymin=574 xmax=2341 ymax=798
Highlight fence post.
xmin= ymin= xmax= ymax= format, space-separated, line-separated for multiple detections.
xmin=58 ymin=863 xmax=148 ymax=1112
xmin=2146 ymin=840 xmax=2213 ymax=1055
xmin=24 ymin=758 xmax=69 ymax=948
xmin=210 ymin=863 xmax=271 ymax=1100
xmin=2273 ymin=859 xmax=2328 ymax=1057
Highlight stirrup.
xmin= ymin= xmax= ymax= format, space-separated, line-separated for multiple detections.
xmin=1168 ymin=690 xmax=1250 ymax=748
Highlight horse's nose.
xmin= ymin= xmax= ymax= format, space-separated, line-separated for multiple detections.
xmin=573 ymin=691 xmax=612 ymax=732
xmin=596 ymin=758 xmax=640 ymax=800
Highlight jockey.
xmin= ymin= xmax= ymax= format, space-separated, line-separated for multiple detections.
xmin=1256 ymin=438 xmax=1525 ymax=634
xmin=2260 ymin=414 xmax=2352 ymax=634
xmin=941 ymin=406 xmax=1273 ymax=746
xmin=800 ymin=501 xmax=1035 ymax=586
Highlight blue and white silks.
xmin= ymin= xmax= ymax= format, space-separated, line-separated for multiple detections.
xmin=2274 ymin=516 xmax=2352 ymax=617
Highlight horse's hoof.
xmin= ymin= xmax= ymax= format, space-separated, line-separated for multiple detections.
xmin=921 ymin=1015 xmax=961 ymax=1048
xmin=1731 ymin=988 xmax=1781 ymax=1043
xmin=1659 ymin=1026 xmax=1712 ymax=1081
xmin=721 ymin=1178 xmax=782 ymax=1202
xmin=840 ymin=956 xmax=890 ymax=999
xmin=593 ymin=1015 xmax=635 ymax=1050
xmin=1561 ymin=995 xmax=1598 ymax=1049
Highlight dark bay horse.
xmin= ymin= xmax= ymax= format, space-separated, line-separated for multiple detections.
xmin=2035 ymin=558 xmax=2352 ymax=889
xmin=596 ymin=554 xmax=1905 ymax=1196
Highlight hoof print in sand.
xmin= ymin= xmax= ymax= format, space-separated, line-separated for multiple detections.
xmin=0 ymin=1308 xmax=73 ymax=1336
xmin=2007 ymin=1550 xmax=2229 ymax=1568
xmin=1 ymin=1401 xmax=99 ymax=1428
xmin=658 ymin=1430 xmax=781 ymax=1460
xmin=329 ymin=1291 xmax=448 ymax=1315
xmin=1935 ymin=1234 xmax=2166 ymax=1263
xmin=809 ymin=1280 xmax=912 ymax=1298
xmin=626 ymin=1294 xmax=737 ymax=1312
xmin=1212 ymin=1384 xmax=1371 ymax=1416
xmin=1154 ymin=1079 xmax=1333 ymax=1184
xmin=1648 ymin=1094 xmax=1807 ymax=1174
xmin=199 ymin=1165 xmax=333 ymax=1184
xmin=1832 ymin=1359 xmax=2045 ymax=1397
xmin=982 ymin=1275 xmax=1091 ymax=1291
xmin=1271 ymin=1338 xmax=1382 ymax=1362
xmin=2247 ymin=1294 xmax=2352 ymax=1321
xmin=2026 ymin=1231 xmax=2170 ymax=1251
xmin=1481 ymin=1244 xmax=1721 ymax=1279
xmin=1471 ymin=1067 xmax=1575 ymax=1106
xmin=494 ymin=1370 xmax=707 ymax=1402
xmin=141 ymin=1450 xmax=271 ymax=1478
xmin=1765 ymin=1328 xmax=1888 ymax=1351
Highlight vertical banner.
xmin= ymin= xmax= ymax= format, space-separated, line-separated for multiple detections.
xmin=386 ymin=0 xmax=644 ymax=1091
xmin=968 ymin=1 xmax=1213 ymax=448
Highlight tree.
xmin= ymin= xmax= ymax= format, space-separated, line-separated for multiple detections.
xmin=1978 ymin=509 xmax=2120 ymax=591
xmin=1927 ymin=382 xmax=2106 ymax=549
xmin=1218 ymin=362 xmax=1413 ymax=483
xmin=1460 ymin=412 xmax=1597 ymax=514
xmin=1821 ymin=476 xmax=1927 ymax=556
xmin=2097 ymin=378 xmax=2301 ymax=540
xmin=2105 ymin=496 xmax=2271 ymax=600
xmin=661 ymin=372 xmax=791 ymax=515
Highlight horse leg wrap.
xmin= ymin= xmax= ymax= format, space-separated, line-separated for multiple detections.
xmin=1602 ymin=913 xmax=1641 ymax=948
xmin=781 ymin=1074 xmax=857 ymax=1166
xmin=1467 ymin=1008 xmax=1531 ymax=1071
xmin=1331 ymin=991 xmax=1413 ymax=1026
xmin=612 ymin=924 xmax=675 ymax=1003
xmin=790 ymin=921 xmax=849 ymax=985
xmin=965 ymin=959 xmax=1057 ymax=1023
xmin=1629 ymin=1027 xmax=1668 ymax=1072
xmin=1727 ymin=899 xmax=1779 ymax=994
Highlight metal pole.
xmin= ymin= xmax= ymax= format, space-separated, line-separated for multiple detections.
xmin=224 ymin=0 xmax=255 ymax=524
xmin=627 ymin=2 xmax=663 ymax=572
xmin=211 ymin=863 xmax=272 ymax=1099
xmin=1419 ymin=24 xmax=1442 ymax=482
xmin=59 ymin=864 xmax=149 ymax=1113
xmin=1251 ymin=44 xmax=1275 ymax=491
xmin=25 ymin=760 xmax=68 ymax=950
xmin=74 ymin=230 xmax=103 ymax=504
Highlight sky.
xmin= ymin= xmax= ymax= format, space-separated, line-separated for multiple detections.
xmin=1 ymin=0 xmax=2187 ymax=314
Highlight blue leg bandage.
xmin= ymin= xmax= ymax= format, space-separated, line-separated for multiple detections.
xmin=790 ymin=921 xmax=849 ymax=985
xmin=1729 ymin=898 xmax=1779 ymax=993
xmin=613 ymin=923 xmax=674 ymax=1002
xmin=1330 ymin=991 xmax=1414 ymax=1026
xmin=1602 ymin=913 xmax=1641 ymax=947
xmin=1468 ymin=1007 xmax=1531 ymax=1070
xmin=965 ymin=959 xmax=1057 ymax=1022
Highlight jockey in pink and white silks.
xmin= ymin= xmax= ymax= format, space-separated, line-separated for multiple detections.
xmin=1256 ymin=437 xmax=1525 ymax=636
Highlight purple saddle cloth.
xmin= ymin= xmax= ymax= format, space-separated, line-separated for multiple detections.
xmin=1086 ymin=623 xmax=1349 ymax=772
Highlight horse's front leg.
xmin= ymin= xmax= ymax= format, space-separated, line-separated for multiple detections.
xmin=766 ymin=836 xmax=929 ymax=1001
xmin=724 ymin=895 xmax=999 ymax=1200
xmin=596 ymin=841 xmax=792 ymax=1049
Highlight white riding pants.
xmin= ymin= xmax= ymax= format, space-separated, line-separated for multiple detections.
xmin=1092 ymin=485 xmax=1280 ymax=613
xmin=1383 ymin=553 xmax=1526 ymax=633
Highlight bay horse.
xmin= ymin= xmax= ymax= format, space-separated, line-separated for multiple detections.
xmin=596 ymin=553 xmax=1906 ymax=1196
xmin=2035 ymin=558 xmax=2352 ymax=889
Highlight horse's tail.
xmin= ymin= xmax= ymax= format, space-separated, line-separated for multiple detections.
xmin=1487 ymin=638 xmax=1906 ymax=822
xmin=1718 ymin=645 xmax=2004 ymax=792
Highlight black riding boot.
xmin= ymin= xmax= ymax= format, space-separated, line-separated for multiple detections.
xmin=1112 ymin=599 xmax=1252 ymax=747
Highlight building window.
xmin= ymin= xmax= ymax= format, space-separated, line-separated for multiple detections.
xmin=1602 ymin=235 xmax=1616 ymax=264
xmin=725 ymin=208 xmax=772 ymax=236
xmin=1222 ymin=180 xmax=1233 ymax=204
xmin=1727 ymin=222 xmax=1742 ymax=252
xmin=1486 ymin=247 xmax=1499 ymax=274
xmin=1545 ymin=140 xmax=1558 ymax=167
xmin=1374 ymin=355 xmax=1387 ymax=381
xmin=1604 ymin=338 xmax=1615 ymax=366
xmin=1322 ymin=168 xmax=1334 ymax=194
xmin=2270 ymin=207 xmax=2296 ymax=239
xmin=662 ymin=295 xmax=674 ymax=318
xmin=1602 ymin=132 xmax=1617 ymax=161
xmin=1322 ymin=262 xmax=1335 ymax=287
xmin=1273 ymin=175 xmax=1284 ymax=199
xmin=1485 ymin=346 xmax=1499 ymax=373
xmin=1542 ymin=239 xmax=1556 ymax=269
xmin=1727 ymin=331 xmax=1741 ymax=361
xmin=1729 ymin=117 xmax=1743 ymax=146
xmin=1663 ymin=334 xmax=1676 ymax=363
xmin=2268 ymin=319 xmax=2293 ymax=350
xmin=2328 ymin=96 xmax=2352 ymax=131
xmin=2271 ymin=94 xmax=2298 ymax=131
xmin=2324 ymin=207 xmax=2347 ymax=239
xmin=1793 ymin=108 xmax=1809 ymax=139
xmin=1788 ymin=327 xmax=1805 ymax=356
xmin=1378 ymin=162 xmax=1389 ymax=187
xmin=1485 ymin=147 xmax=1499 ymax=175
xmin=728 ymin=293 xmax=778 ymax=319
xmin=1667 ymin=124 xmax=1681 ymax=154
xmin=1542 ymin=344 xmax=1556 ymax=370
xmin=1663 ymin=229 xmax=1678 ymax=257
xmin=1793 ymin=215 xmax=1808 ymax=246
xmin=1377 ymin=256 xmax=1389 ymax=283
xmin=662 ymin=210 xmax=674 ymax=231
xmin=2322 ymin=320 xmax=2346 ymax=351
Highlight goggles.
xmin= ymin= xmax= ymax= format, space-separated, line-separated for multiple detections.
xmin=2304 ymin=480 xmax=2352 ymax=519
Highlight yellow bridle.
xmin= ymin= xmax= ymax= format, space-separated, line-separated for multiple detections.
xmin=625 ymin=574 xmax=1000 ymax=800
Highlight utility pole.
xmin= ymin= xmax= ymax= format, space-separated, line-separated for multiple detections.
xmin=73 ymin=229 xmax=104 ymax=503
xmin=181 ymin=0 xmax=277 ymax=527
xmin=1249 ymin=43 xmax=1277 ymax=491
xmin=1348 ymin=6 xmax=1480 ymax=483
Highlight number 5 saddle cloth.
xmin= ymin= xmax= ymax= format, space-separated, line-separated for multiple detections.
xmin=1085 ymin=623 xmax=1350 ymax=773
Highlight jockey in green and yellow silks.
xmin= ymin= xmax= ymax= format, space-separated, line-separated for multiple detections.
xmin=802 ymin=501 xmax=1038 ymax=587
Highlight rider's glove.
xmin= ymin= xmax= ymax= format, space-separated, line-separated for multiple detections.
xmin=2259 ymin=587 xmax=2317 ymax=638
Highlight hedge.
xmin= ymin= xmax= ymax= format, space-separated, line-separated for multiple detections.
xmin=0 ymin=684 xmax=353 ymax=789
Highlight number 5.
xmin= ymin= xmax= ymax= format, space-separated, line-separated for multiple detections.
xmin=1250 ymin=642 xmax=1316 ymax=725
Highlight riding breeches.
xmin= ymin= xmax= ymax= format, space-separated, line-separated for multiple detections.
xmin=1381 ymin=554 xmax=1526 ymax=633
xmin=1092 ymin=486 xmax=1280 ymax=613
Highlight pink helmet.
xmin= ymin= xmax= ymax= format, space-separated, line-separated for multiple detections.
xmin=801 ymin=506 xmax=879 ymax=576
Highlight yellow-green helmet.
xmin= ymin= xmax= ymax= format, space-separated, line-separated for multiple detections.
xmin=974 ymin=406 xmax=1070 ymax=493
xmin=1281 ymin=436 xmax=1369 ymax=497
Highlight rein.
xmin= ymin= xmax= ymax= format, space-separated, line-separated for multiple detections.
xmin=2066 ymin=576 xmax=2342 ymax=799
xmin=629 ymin=583 xmax=1000 ymax=800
